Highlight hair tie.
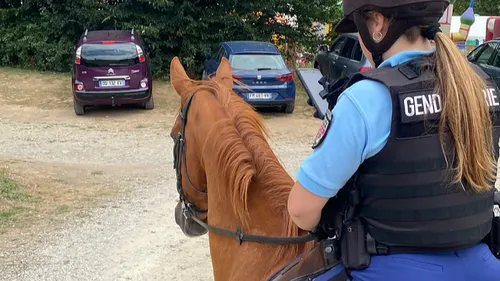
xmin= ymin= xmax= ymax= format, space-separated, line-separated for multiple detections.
xmin=422 ymin=23 xmax=442 ymax=40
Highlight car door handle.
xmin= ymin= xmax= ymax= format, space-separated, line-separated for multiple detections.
xmin=343 ymin=65 xmax=347 ymax=68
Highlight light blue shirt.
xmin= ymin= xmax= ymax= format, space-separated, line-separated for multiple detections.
xmin=296 ymin=50 xmax=435 ymax=198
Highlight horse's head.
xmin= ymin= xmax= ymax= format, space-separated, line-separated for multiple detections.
xmin=169 ymin=56 xmax=234 ymax=237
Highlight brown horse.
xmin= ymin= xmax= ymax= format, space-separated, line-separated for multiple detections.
xmin=169 ymin=57 xmax=318 ymax=280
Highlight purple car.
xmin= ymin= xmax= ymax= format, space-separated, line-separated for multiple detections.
xmin=71 ymin=29 xmax=154 ymax=115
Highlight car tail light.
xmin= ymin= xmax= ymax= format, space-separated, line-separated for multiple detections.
xmin=136 ymin=45 xmax=145 ymax=63
xmin=75 ymin=46 xmax=82 ymax=65
xmin=232 ymin=75 xmax=242 ymax=80
xmin=140 ymin=78 xmax=148 ymax=88
xmin=74 ymin=80 xmax=84 ymax=91
xmin=276 ymin=73 xmax=293 ymax=82
xmin=359 ymin=66 xmax=372 ymax=72
xmin=102 ymin=40 xmax=115 ymax=44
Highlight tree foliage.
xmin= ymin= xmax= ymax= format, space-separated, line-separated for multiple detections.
xmin=0 ymin=0 xmax=340 ymax=78
xmin=453 ymin=0 xmax=500 ymax=16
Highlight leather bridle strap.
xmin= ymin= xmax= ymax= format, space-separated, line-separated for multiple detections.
xmin=175 ymin=92 xmax=208 ymax=215
xmin=188 ymin=213 xmax=316 ymax=245
xmin=177 ymin=93 xmax=208 ymax=196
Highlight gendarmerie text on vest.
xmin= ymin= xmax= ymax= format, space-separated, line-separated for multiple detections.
xmin=403 ymin=88 xmax=499 ymax=118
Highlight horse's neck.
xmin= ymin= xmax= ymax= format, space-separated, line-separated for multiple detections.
xmin=207 ymin=173 xmax=307 ymax=281
xmin=193 ymin=93 xmax=310 ymax=279
xmin=204 ymin=129 xmax=308 ymax=280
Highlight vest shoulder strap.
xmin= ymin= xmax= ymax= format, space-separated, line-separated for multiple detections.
xmin=344 ymin=57 xmax=497 ymax=93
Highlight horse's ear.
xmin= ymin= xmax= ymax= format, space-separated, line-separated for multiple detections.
xmin=215 ymin=57 xmax=233 ymax=90
xmin=170 ymin=56 xmax=196 ymax=98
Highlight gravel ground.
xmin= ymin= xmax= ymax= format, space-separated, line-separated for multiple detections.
xmin=0 ymin=110 xmax=318 ymax=281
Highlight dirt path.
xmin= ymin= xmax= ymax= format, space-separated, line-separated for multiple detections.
xmin=0 ymin=68 xmax=321 ymax=281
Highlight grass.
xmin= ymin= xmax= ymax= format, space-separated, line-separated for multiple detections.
xmin=0 ymin=206 xmax=30 ymax=219
xmin=0 ymin=170 xmax=33 ymax=225
xmin=91 ymin=170 xmax=104 ymax=176
xmin=0 ymin=171 xmax=32 ymax=202
xmin=55 ymin=204 xmax=71 ymax=214
xmin=0 ymin=161 xmax=123 ymax=236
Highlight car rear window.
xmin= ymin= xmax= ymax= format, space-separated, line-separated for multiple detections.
xmin=229 ymin=54 xmax=287 ymax=71
xmin=81 ymin=43 xmax=139 ymax=67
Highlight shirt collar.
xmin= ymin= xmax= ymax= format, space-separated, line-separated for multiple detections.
xmin=378 ymin=49 xmax=435 ymax=68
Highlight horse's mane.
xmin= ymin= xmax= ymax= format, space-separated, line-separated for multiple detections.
xmin=189 ymin=77 xmax=302 ymax=259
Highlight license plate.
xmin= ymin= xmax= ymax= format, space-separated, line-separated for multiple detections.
xmin=99 ymin=80 xmax=125 ymax=87
xmin=248 ymin=93 xmax=272 ymax=99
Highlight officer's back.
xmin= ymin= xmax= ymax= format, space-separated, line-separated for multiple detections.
xmin=286 ymin=1 xmax=500 ymax=280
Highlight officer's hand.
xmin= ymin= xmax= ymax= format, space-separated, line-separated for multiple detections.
xmin=309 ymin=225 xmax=329 ymax=242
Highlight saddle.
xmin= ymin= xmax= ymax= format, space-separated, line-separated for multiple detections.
xmin=267 ymin=239 xmax=348 ymax=281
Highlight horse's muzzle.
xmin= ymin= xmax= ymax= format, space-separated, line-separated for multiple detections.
xmin=174 ymin=201 xmax=208 ymax=237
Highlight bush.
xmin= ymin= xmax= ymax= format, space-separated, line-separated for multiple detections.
xmin=0 ymin=0 xmax=341 ymax=79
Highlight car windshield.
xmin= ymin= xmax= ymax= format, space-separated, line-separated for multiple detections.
xmin=81 ymin=43 xmax=139 ymax=67
xmin=229 ymin=54 xmax=287 ymax=71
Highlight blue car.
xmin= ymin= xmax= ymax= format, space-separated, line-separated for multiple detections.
xmin=203 ymin=41 xmax=296 ymax=113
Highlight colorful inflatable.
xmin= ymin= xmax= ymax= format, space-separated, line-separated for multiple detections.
xmin=439 ymin=0 xmax=476 ymax=42
xmin=486 ymin=16 xmax=500 ymax=41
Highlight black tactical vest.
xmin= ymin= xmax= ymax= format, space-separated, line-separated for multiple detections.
xmin=324 ymin=55 xmax=500 ymax=254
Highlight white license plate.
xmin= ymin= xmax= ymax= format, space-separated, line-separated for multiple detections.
xmin=248 ymin=93 xmax=272 ymax=99
xmin=99 ymin=80 xmax=125 ymax=87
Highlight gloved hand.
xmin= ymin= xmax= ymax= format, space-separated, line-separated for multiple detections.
xmin=309 ymin=225 xmax=330 ymax=242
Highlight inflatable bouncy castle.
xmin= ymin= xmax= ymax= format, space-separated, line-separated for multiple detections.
xmin=439 ymin=0 xmax=476 ymax=42
xmin=486 ymin=17 xmax=500 ymax=41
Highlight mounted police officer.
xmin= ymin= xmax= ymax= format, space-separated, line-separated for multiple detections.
xmin=287 ymin=0 xmax=500 ymax=280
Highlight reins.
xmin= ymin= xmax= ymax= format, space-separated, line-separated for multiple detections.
xmin=183 ymin=205 xmax=315 ymax=245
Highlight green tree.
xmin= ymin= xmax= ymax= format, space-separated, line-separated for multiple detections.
xmin=0 ymin=0 xmax=342 ymax=78
xmin=453 ymin=0 xmax=500 ymax=16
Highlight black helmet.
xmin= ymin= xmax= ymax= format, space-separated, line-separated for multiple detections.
xmin=335 ymin=0 xmax=450 ymax=67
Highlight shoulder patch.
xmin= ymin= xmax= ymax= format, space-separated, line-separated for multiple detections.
xmin=312 ymin=110 xmax=333 ymax=149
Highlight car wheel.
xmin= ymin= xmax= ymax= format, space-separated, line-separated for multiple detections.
xmin=284 ymin=102 xmax=295 ymax=114
xmin=144 ymin=95 xmax=154 ymax=110
xmin=74 ymin=98 xmax=85 ymax=116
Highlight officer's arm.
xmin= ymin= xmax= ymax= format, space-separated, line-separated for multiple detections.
xmin=288 ymin=181 xmax=329 ymax=230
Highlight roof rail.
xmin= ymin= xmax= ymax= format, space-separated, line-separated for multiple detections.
xmin=131 ymin=28 xmax=135 ymax=40
xmin=83 ymin=29 xmax=88 ymax=42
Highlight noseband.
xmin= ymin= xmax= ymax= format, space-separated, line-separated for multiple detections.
xmin=173 ymin=91 xmax=315 ymax=245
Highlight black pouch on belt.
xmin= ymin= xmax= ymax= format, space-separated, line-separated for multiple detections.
xmin=340 ymin=217 xmax=371 ymax=270
xmin=490 ymin=191 xmax=500 ymax=258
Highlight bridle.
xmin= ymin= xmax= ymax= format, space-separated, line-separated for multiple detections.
xmin=173 ymin=92 xmax=208 ymax=217
xmin=173 ymin=91 xmax=315 ymax=245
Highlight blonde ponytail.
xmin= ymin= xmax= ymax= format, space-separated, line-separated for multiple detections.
xmin=433 ymin=32 xmax=497 ymax=192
